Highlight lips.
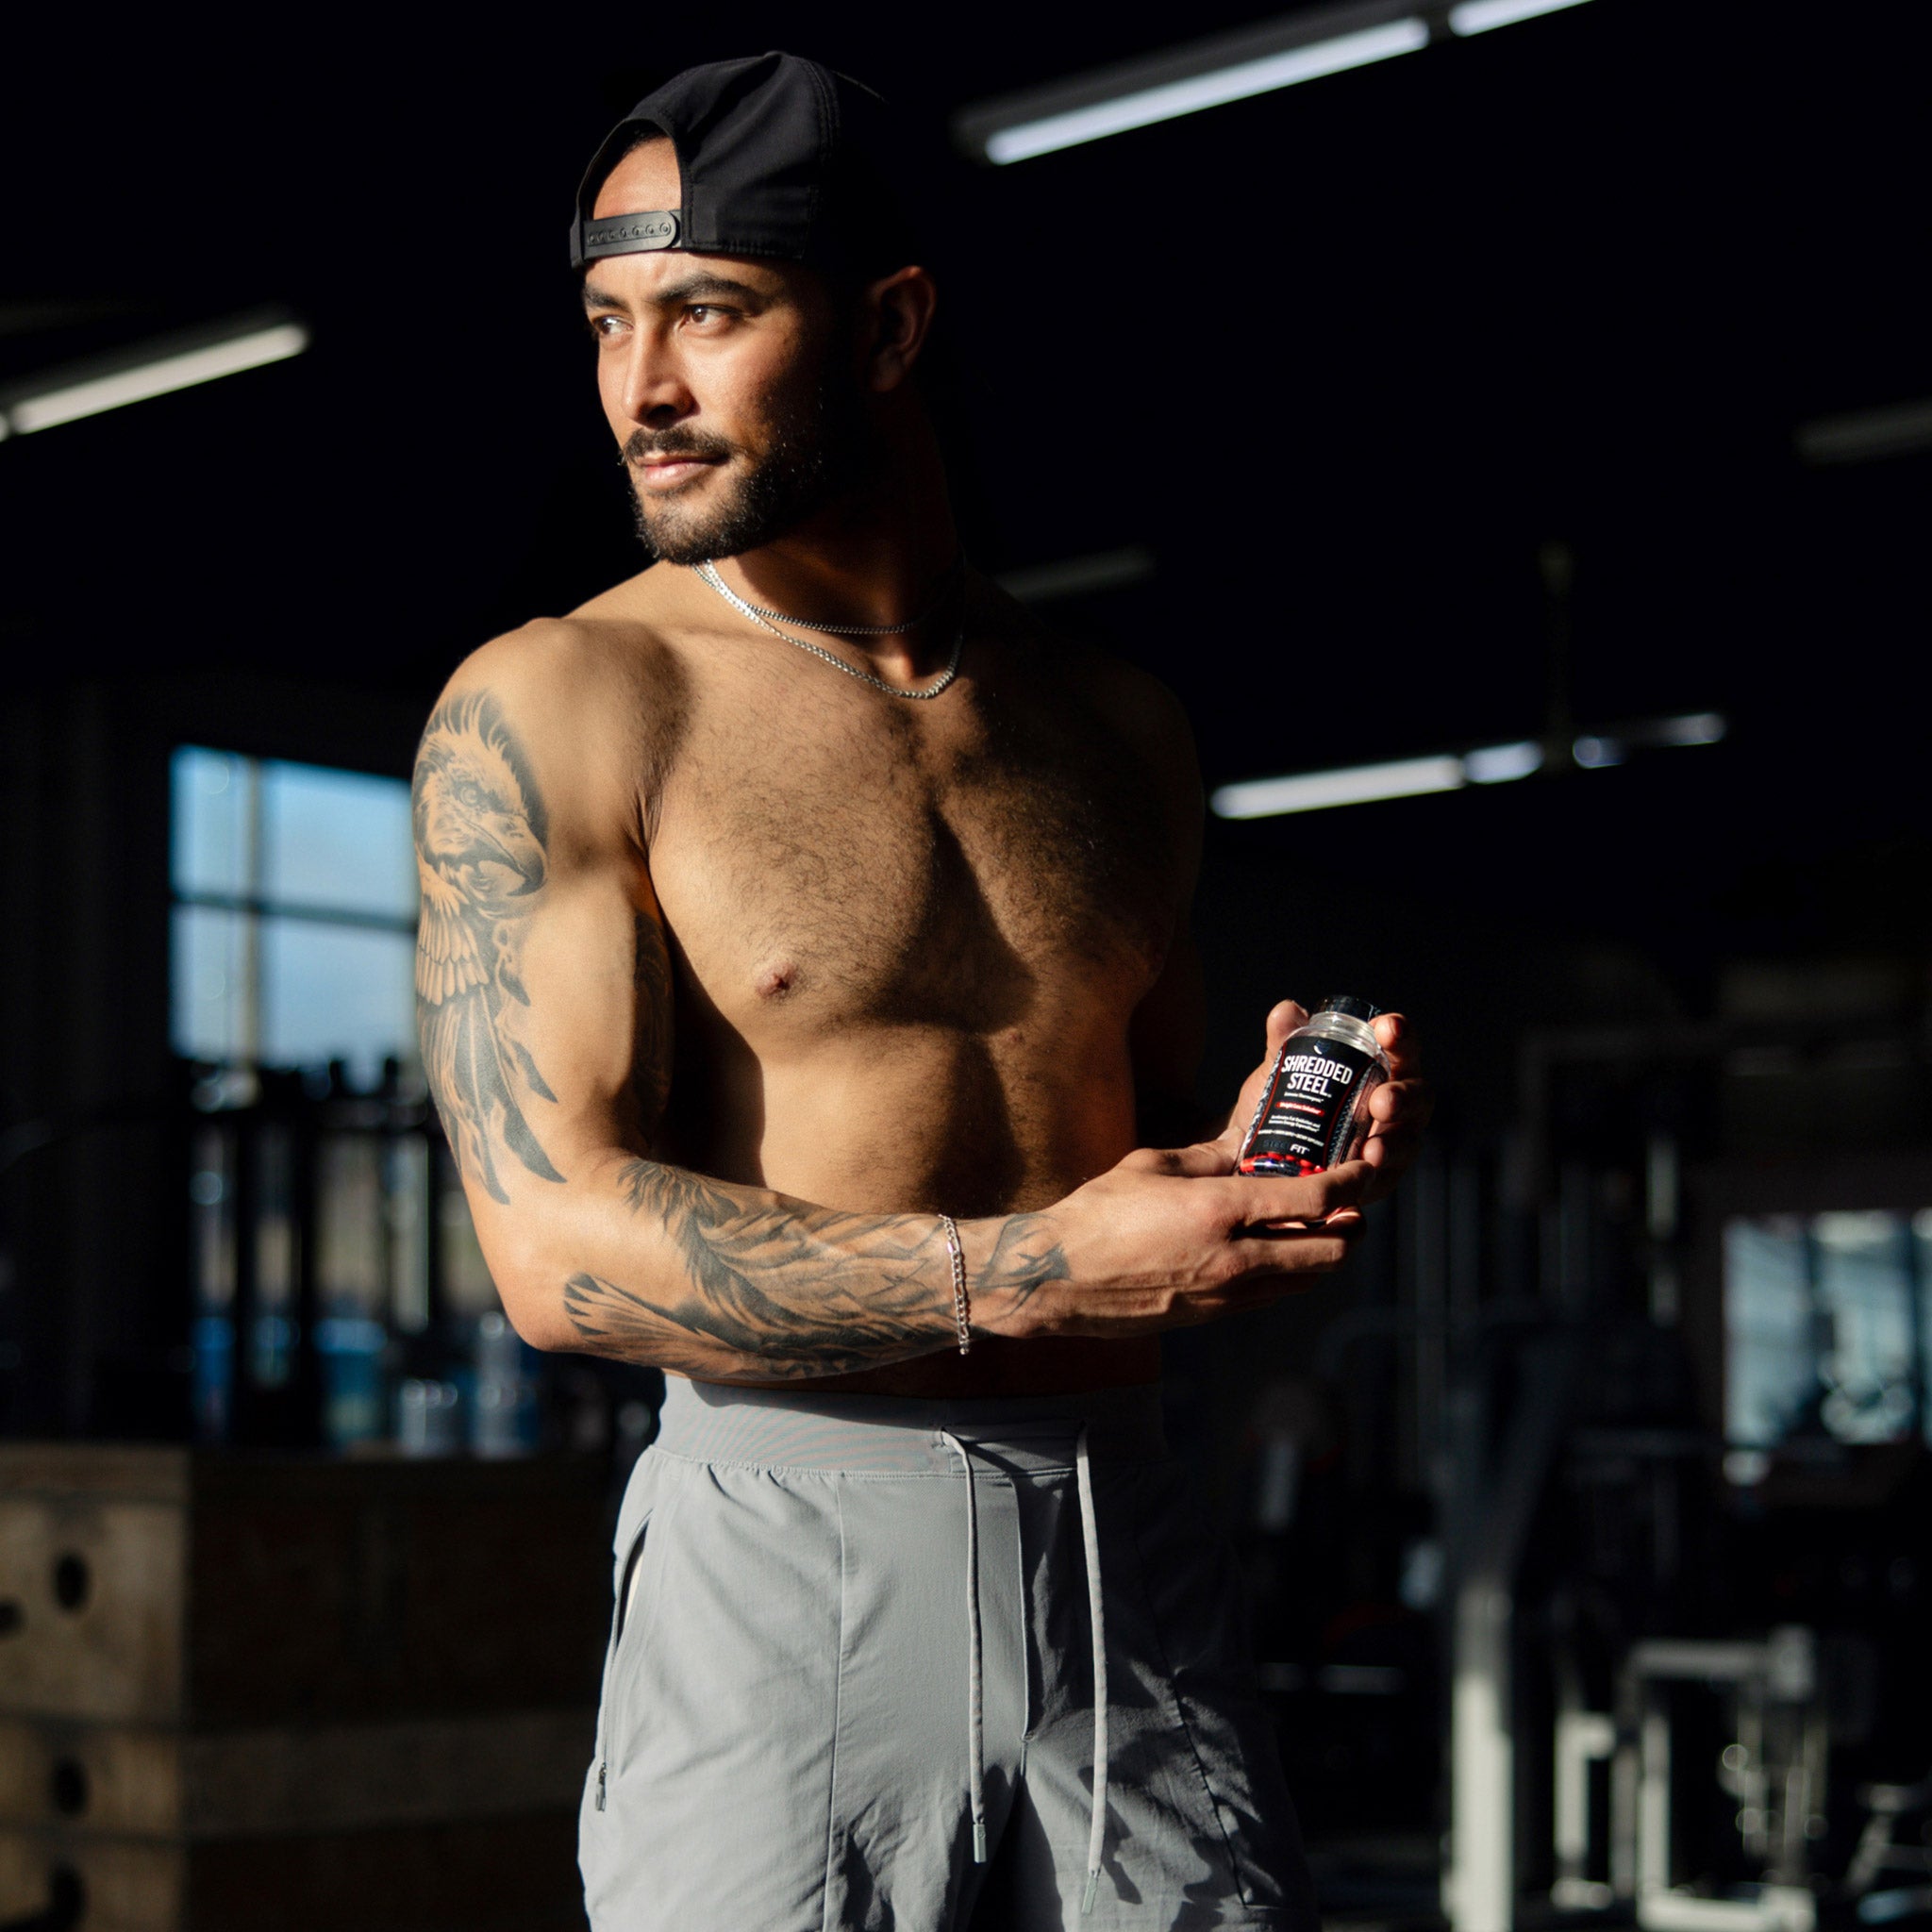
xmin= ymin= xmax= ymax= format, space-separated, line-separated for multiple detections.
xmin=634 ymin=454 xmax=721 ymax=491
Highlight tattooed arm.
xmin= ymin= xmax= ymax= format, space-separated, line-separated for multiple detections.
xmin=560 ymin=1167 xmax=1067 ymax=1379
xmin=417 ymin=631 xmax=1370 ymax=1383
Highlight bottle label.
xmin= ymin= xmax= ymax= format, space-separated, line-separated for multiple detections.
xmin=1236 ymin=1037 xmax=1385 ymax=1176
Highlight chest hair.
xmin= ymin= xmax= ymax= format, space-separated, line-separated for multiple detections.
xmin=667 ymin=671 xmax=1177 ymax=1030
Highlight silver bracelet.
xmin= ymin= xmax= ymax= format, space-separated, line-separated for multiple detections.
xmin=940 ymin=1214 xmax=972 ymax=1356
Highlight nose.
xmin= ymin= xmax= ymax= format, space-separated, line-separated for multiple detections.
xmin=616 ymin=328 xmax=695 ymax=430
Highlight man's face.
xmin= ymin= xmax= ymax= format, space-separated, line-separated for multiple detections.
xmin=583 ymin=140 xmax=869 ymax=563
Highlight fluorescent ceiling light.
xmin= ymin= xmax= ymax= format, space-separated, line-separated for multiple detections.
xmin=996 ymin=547 xmax=1155 ymax=604
xmin=1448 ymin=0 xmax=1591 ymax=35
xmin=1572 ymin=714 xmax=1728 ymax=766
xmin=1213 ymin=754 xmax=1465 ymax=818
xmin=1214 ymin=741 xmax=1542 ymax=818
xmin=1794 ymin=396 xmax=1932 ymax=466
xmin=956 ymin=0 xmax=1433 ymax=165
xmin=3 ymin=317 xmax=308 ymax=436
xmin=1595 ymin=711 xmax=1727 ymax=756
xmin=1463 ymin=740 xmax=1544 ymax=784
xmin=983 ymin=20 xmax=1428 ymax=162
xmin=1649 ymin=711 xmax=1725 ymax=747
xmin=958 ymin=0 xmax=1596 ymax=165
xmin=1211 ymin=716 xmax=1721 ymax=820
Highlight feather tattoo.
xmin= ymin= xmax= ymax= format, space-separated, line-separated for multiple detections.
xmin=413 ymin=690 xmax=564 ymax=1201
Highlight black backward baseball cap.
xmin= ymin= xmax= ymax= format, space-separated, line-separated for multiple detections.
xmin=571 ymin=53 xmax=916 ymax=278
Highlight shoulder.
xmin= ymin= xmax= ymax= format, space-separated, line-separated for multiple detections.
xmin=1080 ymin=651 xmax=1203 ymax=881
xmin=1084 ymin=653 xmax=1198 ymax=791
xmin=435 ymin=580 xmax=679 ymax=727
xmin=983 ymin=582 xmax=1200 ymax=801
xmin=419 ymin=575 xmax=691 ymax=848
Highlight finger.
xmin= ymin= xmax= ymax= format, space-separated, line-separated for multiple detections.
xmin=1361 ymin=1124 xmax=1423 ymax=1165
xmin=1366 ymin=1078 xmax=1433 ymax=1128
xmin=1249 ymin=1206 xmax=1367 ymax=1237
xmin=1374 ymin=1012 xmax=1422 ymax=1077
xmin=1357 ymin=1131 xmax=1425 ymax=1205
xmin=1219 ymin=1160 xmax=1371 ymax=1227
xmin=1264 ymin=998 xmax=1309 ymax=1054
xmin=1359 ymin=1133 xmax=1424 ymax=1190
xmin=1225 ymin=1229 xmax=1357 ymax=1281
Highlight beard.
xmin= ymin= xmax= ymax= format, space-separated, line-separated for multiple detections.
xmin=624 ymin=364 xmax=873 ymax=566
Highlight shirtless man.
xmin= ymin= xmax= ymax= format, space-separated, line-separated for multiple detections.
xmin=414 ymin=53 xmax=1428 ymax=1932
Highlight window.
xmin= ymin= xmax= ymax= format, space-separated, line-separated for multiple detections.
xmin=171 ymin=747 xmax=418 ymax=1085
xmin=1724 ymin=1209 xmax=1932 ymax=1451
xmin=173 ymin=747 xmax=524 ymax=1452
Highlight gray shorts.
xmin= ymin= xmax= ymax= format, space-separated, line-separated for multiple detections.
xmin=579 ymin=1377 xmax=1316 ymax=1930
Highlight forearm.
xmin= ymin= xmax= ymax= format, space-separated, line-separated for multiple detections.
xmin=494 ymin=1153 xmax=1069 ymax=1381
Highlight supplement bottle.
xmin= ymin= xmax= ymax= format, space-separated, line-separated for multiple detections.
xmin=1235 ymin=995 xmax=1391 ymax=1177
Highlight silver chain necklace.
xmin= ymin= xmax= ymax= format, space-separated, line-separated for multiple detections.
xmin=696 ymin=553 xmax=963 ymax=636
xmin=692 ymin=561 xmax=964 ymax=701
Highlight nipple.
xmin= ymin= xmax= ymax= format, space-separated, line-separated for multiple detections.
xmin=753 ymin=959 xmax=801 ymax=1001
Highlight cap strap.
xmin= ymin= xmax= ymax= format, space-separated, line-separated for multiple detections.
xmin=578 ymin=209 xmax=682 ymax=262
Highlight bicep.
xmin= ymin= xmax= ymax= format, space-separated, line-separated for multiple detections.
xmin=413 ymin=673 xmax=666 ymax=1224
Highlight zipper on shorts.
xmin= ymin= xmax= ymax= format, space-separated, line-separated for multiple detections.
xmin=595 ymin=1521 xmax=651 ymax=1812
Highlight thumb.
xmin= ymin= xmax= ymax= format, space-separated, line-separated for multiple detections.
xmin=1263 ymin=999 xmax=1308 ymax=1056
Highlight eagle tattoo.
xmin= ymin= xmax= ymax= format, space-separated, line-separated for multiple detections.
xmin=413 ymin=691 xmax=564 ymax=1202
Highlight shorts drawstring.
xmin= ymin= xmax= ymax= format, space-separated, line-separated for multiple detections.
xmin=940 ymin=1424 xmax=1110 ymax=1909
xmin=1074 ymin=1424 xmax=1108 ymax=1914
xmin=938 ymin=1430 xmax=990 ymax=1864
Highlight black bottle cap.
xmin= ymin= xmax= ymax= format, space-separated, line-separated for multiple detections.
xmin=1317 ymin=994 xmax=1383 ymax=1024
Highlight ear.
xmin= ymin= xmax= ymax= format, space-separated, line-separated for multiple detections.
xmin=858 ymin=266 xmax=938 ymax=394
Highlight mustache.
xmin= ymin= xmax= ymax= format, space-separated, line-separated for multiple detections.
xmin=622 ymin=426 xmax=737 ymax=465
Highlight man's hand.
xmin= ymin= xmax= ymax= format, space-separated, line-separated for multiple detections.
xmin=974 ymin=999 xmax=1433 ymax=1341
xmin=1208 ymin=1000 xmax=1432 ymax=1201
xmin=973 ymin=1147 xmax=1371 ymax=1341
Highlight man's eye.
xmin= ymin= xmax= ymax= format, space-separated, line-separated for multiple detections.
xmin=687 ymin=305 xmax=728 ymax=325
xmin=589 ymin=315 xmax=625 ymax=339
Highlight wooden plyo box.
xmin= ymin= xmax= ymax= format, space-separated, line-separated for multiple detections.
xmin=0 ymin=1811 xmax=587 ymax=1932
xmin=0 ymin=1709 xmax=593 ymax=1838
xmin=0 ymin=1445 xmax=610 ymax=1724
xmin=0 ymin=1446 xmax=610 ymax=1930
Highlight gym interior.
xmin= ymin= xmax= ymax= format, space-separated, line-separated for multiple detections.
xmin=2 ymin=4 xmax=1928 ymax=1927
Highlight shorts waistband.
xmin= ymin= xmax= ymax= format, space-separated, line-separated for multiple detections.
xmin=651 ymin=1375 xmax=1168 ymax=1475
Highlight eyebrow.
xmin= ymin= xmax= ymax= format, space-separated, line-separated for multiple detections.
xmin=580 ymin=272 xmax=773 ymax=314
